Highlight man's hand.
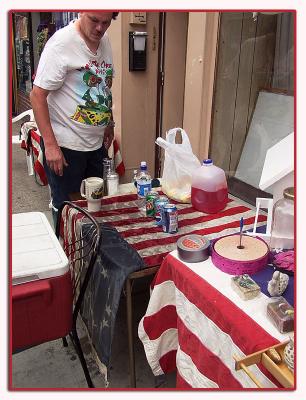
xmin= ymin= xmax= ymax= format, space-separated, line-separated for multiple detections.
xmin=30 ymin=85 xmax=68 ymax=176
xmin=45 ymin=144 xmax=68 ymax=176
xmin=103 ymin=125 xmax=114 ymax=150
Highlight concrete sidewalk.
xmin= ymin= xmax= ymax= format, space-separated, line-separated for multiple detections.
xmin=11 ymin=120 xmax=176 ymax=389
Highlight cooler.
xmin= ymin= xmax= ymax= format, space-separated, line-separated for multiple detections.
xmin=12 ymin=212 xmax=72 ymax=351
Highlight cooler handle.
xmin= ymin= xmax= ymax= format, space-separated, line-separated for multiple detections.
xmin=12 ymin=281 xmax=52 ymax=304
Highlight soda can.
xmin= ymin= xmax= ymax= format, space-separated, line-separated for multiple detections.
xmin=146 ymin=191 xmax=159 ymax=217
xmin=154 ymin=195 xmax=169 ymax=225
xmin=163 ymin=204 xmax=178 ymax=233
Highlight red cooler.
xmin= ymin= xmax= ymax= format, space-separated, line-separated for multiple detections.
xmin=12 ymin=212 xmax=72 ymax=351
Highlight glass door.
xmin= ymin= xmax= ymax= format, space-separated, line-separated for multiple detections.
xmin=209 ymin=12 xmax=294 ymax=205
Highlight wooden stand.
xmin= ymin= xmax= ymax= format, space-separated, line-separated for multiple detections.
xmin=234 ymin=341 xmax=294 ymax=388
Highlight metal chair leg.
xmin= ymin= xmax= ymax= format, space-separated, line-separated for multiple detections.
xmin=62 ymin=336 xmax=68 ymax=347
xmin=126 ymin=277 xmax=136 ymax=388
xmin=70 ymin=327 xmax=94 ymax=388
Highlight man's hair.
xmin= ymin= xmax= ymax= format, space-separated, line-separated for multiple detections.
xmin=112 ymin=12 xmax=119 ymax=20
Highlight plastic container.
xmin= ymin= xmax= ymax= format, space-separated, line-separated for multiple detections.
xmin=136 ymin=161 xmax=152 ymax=198
xmin=266 ymin=296 xmax=294 ymax=333
xmin=270 ymin=187 xmax=294 ymax=251
xmin=191 ymin=159 xmax=228 ymax=213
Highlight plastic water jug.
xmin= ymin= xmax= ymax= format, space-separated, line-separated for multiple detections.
xmin=191 ymin=159 xmax=228 ymax=214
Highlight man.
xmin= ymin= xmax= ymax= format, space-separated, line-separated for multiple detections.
xmin=30 ymin=12 xmax=118 ymax=222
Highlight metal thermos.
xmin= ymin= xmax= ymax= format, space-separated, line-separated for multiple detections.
xmin=103 ymin=158 xmax=114 ymax=195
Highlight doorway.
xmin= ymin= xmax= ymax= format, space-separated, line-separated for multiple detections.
xmin=155 ymin=11 xmax=189 ymax=178
xmin=209 ymin=12 xmax=294 ymax=204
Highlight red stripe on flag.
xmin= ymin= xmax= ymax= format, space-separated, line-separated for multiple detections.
xmin=142 ymin=252 xmax=169 ymax=267
xmin=177 ymin=316 xmax=242 ymax=389
xmin=159 ymin=349 xmax=177 ymax=376
xmin=30 ymin=129 xmax=41 ymax=145
xmin=34 ymin=161 xmax=48 ymax=185
xmin=176 ymin=372 xmax=192 ymax=388
xmin=113 ymin=139 xmax=125 ymax=176
xmin=102 ymin=193 xmax=138 ymax=205
xmin=106 ymin=205 xmax=251 ymax=228
xmin=143 ymin=304 xmax=177 ymax=340
xmin=157 ymin=255 xmax=279 ymax=356
xmin=128 ymin=215 xmax=266 ymax=249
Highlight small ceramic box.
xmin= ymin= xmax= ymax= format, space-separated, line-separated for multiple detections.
xmin=231 ymin=274 xmax=261 ymax=300
xmin=267 ymin=296 xmax=294 ymax=333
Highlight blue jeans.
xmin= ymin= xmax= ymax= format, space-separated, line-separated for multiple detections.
xmin=42 ymin=140 xmax=108 ymax=211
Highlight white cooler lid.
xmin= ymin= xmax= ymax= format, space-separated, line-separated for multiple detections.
xmin=12 ymin=212 xmax=69 ymax=285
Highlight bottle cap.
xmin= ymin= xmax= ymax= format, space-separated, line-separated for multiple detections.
xmin=140 ymin=161 xmax=147 ymax=170
xmin=203 ymin=159 xmax=213 ymax=165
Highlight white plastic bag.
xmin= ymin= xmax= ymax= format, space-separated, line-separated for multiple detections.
xmin=156 ymin=128 xmax=201 ymax=203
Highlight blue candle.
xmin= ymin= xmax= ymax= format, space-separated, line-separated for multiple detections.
xmin=238 ymin=217 xmax=244 ymax=249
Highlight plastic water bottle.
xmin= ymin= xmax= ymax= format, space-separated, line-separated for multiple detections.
xmin=191 ymin=159 xmax=228 ymax=214
xmin=136 ymin=161 xmax=152 ymax=209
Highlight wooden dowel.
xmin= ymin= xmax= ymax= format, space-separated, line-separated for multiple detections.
xmin=233 ymin=355 xmax=263 ymax=388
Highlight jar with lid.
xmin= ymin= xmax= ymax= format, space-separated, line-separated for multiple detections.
xmin=106 ymin=171 xmax=119 ymax=196
xmin=103 ymin=158 xmax=114 ymax=195
xmin=270 ymin=187 xmax=294 ymax=251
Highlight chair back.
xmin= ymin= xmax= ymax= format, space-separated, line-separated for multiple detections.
xmin=56 ymin=201 xmax=102 ymax=324
xmin=12 ymin=109 xmax=35 ymax=123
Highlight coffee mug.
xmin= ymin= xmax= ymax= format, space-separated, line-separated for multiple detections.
xmin=80 ymin=177 xmax=104 ymax=212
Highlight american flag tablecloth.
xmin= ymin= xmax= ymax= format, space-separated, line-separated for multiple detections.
xmin=61 ymin=192 xmax=271 ymax=382
xmin=62 ymin=192 xmax=267 ymax=268
xmin=138 ymin=253 xmax=291 ymax=389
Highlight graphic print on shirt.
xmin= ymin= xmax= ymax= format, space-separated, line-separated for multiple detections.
xmin=71 ymin=59 xmax=113 ymax=126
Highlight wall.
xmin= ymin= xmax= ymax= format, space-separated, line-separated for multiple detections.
xmin=110 ymin=12 xmax=160 ymax=182
xmin=107 ymin=13 xmax=122 ymax=148
xmin=108 ymin=11 xmax=220 ymax=182
xmin=183 ymin=12 xmax=219 ymax=161
xmin=161 ymin=12 xmax=188 ymax=135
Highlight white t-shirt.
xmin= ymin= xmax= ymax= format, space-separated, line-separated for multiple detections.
xmin=34 ymin=20 xmax=114 ymax=151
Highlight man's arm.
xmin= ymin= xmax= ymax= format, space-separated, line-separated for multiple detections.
xmin=103 ymin=113 xmax=115 ymax=150
xmin=30 ymin=85 xmax=68 ymax=176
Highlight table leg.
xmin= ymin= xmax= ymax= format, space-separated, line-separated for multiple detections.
xmin=126 ymin=277 xmax=136 ymax=388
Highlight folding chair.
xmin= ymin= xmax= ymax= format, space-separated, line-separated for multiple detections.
xmin=56 ymin=201 xmax=102 ymax=387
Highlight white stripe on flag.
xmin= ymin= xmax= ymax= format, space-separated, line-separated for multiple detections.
xmin=140 ymin=279 xmax=277 ymax=388
xmin=176 ymin=346 xmax=219 ymax=388
xmin=175 ymin=287 xmax=277 ymax=388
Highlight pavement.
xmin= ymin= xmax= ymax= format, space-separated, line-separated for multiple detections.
xmin=11 ymin=120 xmax=176 ymax=389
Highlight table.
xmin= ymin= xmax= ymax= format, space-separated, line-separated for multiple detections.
xmin=60 ymin=190 xmax=267 ymax=386
xmin=138 ymin=252 xmax=292 ymax=389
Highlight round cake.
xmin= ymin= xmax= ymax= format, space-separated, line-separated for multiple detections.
xmin=211 ymin=234 xmax=269 ymax=275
